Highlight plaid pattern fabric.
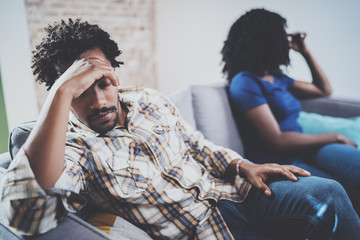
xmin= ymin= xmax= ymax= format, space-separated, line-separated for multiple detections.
xmin=1 ymin=87 xmax=251 ymax=239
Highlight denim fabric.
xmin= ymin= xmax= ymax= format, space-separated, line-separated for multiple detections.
xmin=218 ymin=176 xmax=360 ymax=240
xmin=292 ymin=143 xmax=360 ymax=214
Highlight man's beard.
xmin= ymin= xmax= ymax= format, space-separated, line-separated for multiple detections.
xmin=86 ymin=106 xmax=118 ymax=134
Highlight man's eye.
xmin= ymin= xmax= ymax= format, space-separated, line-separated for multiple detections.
xmin=98 ymin=79 xmax=111 ymax=88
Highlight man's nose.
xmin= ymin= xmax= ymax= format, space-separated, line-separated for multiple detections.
xmin=89 ymin=89 xmax=106 ymax=109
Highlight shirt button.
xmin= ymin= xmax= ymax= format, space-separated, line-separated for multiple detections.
xmin=164 ymin=167 xmax=168 ymax=171
xmin=127 ymin=160 xmax=131 ymax=164
xmin=66 ymin=191 xmax=71 ymax=198
xmin=200 ymin=194 xmax=205 ymax=198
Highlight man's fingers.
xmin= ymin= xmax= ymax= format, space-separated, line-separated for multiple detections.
xmin=285 ymin=165 xmax=311 ymax=177
xmin=250 ymin=177 xmax=272 ymax=197
xmin=87 ymin=58 xmax=119 ymax=86
xmin=265 ymin=166 xmax=298 ymax=181
xmin=278 ymin=168 xmax=298 ymax=181
xmin=257 ymin=179 xmax=272 ymax=196
xmin=248 ymin=164 xmax=312 ymax=197
xmin=267 ymin=165 xmax=311 ymax=181
xmin=103 ymin=71 xmax=119 ymax=86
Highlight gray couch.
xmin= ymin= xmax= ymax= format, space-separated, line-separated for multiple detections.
xmin=1 ymin=82 xmax=360 ymax=239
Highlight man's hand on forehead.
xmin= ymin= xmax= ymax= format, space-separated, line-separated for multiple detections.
xmin=55 ymin=53 xmax=119 ymax=99
xmin=81 ymin=57 xmax=119 ymax=87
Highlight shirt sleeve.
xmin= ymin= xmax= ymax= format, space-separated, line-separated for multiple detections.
xmin=160 ymin=94 xmax=245 ymax=178
xmin=0 ymin=146 xmax=87 ymax=236
xmin=281 ymin=74 xmax=295 ymax=88
xmin=229 ymin=72 xmax=267 ymax=113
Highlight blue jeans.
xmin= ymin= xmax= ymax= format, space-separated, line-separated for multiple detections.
xmin=292 ymin=143 xmax=360 ymax=214
xmin=218 ymin=176 xmax=360 ymax=239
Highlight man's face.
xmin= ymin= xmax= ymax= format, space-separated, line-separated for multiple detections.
xmin=70 ymin=48 xmax=121 ymax=134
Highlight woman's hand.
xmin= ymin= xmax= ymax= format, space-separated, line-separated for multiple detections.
xmin=240 ymin=162 xmax=311 ymax=197
xmin=335 ymin=133 xmax=358 ymax=148
xmin=288 ymin=32 xmax=308 ymax=54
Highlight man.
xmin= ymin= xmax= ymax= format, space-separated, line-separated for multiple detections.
xmin=1 ymin=19 xmax=359 ymax=239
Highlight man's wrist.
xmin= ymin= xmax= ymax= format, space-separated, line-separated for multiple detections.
xmin=236 ymin=158 xmax=251 ymax=178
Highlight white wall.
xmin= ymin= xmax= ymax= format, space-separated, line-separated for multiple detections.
xmin=0 ymin=0 xmax=38 ymax=130
xmin=1 ymin=0 xmax=360 ymax=132
xmin=156 ymin=0 xmax=360 ymax=101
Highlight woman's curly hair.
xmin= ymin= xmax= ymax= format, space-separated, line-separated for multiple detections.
xmin=31 ymin=18 xmax=123 ymax=90
xmin=221 ymin=8 xmax=290 ymax=82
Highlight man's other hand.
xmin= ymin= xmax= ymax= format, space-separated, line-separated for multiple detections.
xmin=240 ymin=162 xmax=311 ymax=197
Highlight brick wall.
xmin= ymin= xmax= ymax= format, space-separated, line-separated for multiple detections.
xmin=25 ymin=0 xmax=156 ymax=109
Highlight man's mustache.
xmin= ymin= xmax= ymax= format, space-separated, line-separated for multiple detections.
xmin=86 ymin=106 xmax=117 ymax=121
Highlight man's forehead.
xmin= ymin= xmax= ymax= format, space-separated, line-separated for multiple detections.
xmin=79 ymin=48 xmax=110 ymax=63
xmin=55 ymin=47 xmax=111 ymax=77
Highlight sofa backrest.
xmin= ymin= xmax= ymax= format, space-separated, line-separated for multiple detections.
xmin=164 ymin=86 xmax=197 ymax=129
xmin=301 ymin=97 xmax=360 ymax=118
xmin=165 ymin=82 xmax=245 ymax=156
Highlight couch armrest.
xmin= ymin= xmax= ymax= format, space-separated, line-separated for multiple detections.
xmin=0 ymin=168 xmax=115 ymax=240
xmin=27 ymin=213 xmax=114 ymax=240
xmin=0 ymin=152 xmax=10 ymax=169
xmin=301 ymin=97 xmax=360 ymax=118
xmin=0 ymin=213 xmax=114 ymax=240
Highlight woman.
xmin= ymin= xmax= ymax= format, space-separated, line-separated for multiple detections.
xmin=221 ymin=8 xmax=360 ymax=213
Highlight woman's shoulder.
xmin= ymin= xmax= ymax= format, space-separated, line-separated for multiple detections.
xmin=275 ymin=73 xmax=295 ymax=87
xmin=230 ymin=71 xmax=261 ymax=89
xmin=229 ymin=71 xmax=265 ymax=99
xmin=232 ymin=71 xmax=258 ymax=81
xmin=229 ymin=71 xmax=267 ymax=110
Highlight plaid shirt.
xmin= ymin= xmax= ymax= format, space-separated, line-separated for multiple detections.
xmin=1 ymin=87 xmax=251 ymax=239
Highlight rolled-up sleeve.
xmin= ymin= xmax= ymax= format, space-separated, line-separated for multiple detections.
xmin=0 ymin=148 xmax=87 ymax=236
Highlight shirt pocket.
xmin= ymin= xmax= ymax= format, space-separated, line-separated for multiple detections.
xmin=152 ymin=115 xmax=184 ymax=156
xmin=106 ymin=142 xmax=149 ymax=197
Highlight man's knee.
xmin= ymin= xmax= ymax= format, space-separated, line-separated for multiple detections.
xmin=299 ymin=177 xmax=348 ymax=239
xmin=303 ymin=176 xmax=347 ymax=206
xmin=297 ymin=177 xmax=345 ymax=219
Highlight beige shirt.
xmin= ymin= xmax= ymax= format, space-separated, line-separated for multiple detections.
xmin=1 ymin=87 xmax=251 ymax=239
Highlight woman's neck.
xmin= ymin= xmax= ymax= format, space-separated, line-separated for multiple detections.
xmin=261 ymin=74 xmax=275 ymax=84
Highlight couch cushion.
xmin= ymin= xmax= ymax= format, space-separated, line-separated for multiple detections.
xmin=165 ymin=86 xmax=196 ymax=129
xmin=298 ymin=111 xmax=360 ymax=149
xmin=191 ymin=83 xmax=244 ymax=156
xmin=87 ymin=213 xmax=152 ymax=239
xmin=9 ymin=121 xmax=35 ymax=159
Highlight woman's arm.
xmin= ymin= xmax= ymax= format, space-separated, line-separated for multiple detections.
xmin=288 ymin=33 xmax=332 ymax=98
xmin=246 ymin=104 xmax=357 ymax=152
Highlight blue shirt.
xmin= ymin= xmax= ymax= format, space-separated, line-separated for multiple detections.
xmin=229 ymin=71 xmax=302 ymax=163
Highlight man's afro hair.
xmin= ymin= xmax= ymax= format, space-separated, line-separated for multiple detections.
xmin=31 ymin=18 xmax=123 ymax=90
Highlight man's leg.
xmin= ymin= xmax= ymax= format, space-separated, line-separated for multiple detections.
xmin=219 ymin=176 xmax=360 ymax=239
xmin=218 ymin=200 xmax=274 ymax=240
